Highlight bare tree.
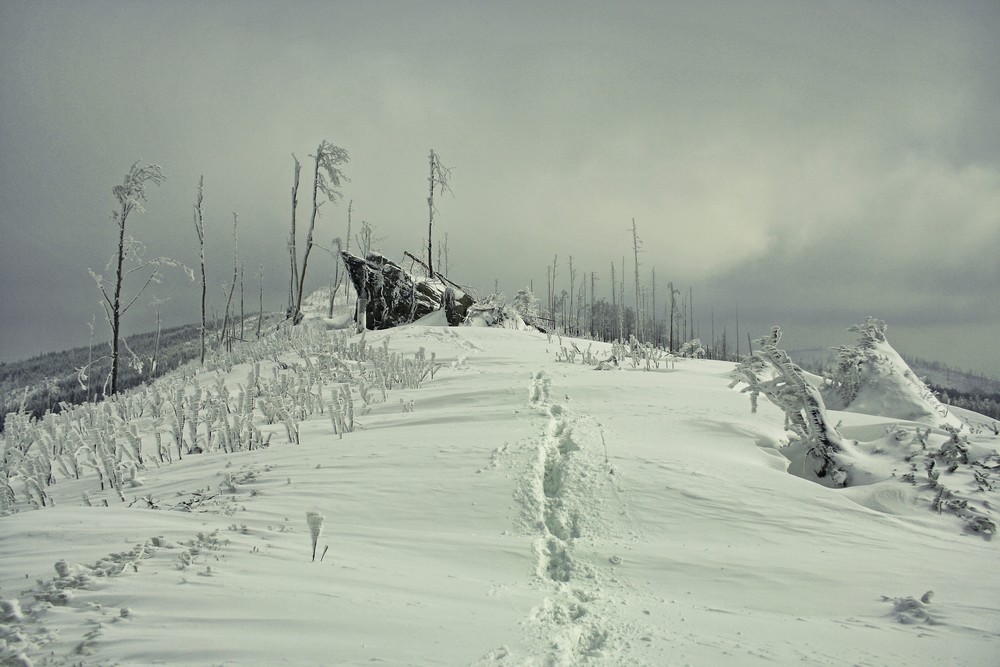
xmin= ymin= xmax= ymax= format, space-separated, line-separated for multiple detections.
xmin=549 ymin=255 xmax=559 ymax=325
xmin=149 ymin=295 xmax=167 ymax=374
xmin=688 ymin=286 xmax=694 ymax=343
xmin=356 ymin=220 xmax=377 ymax=257
xmin=436 ymin=231 xmax=450 ymax=277
xmin=220 ymin=213 xmax=239 ymax=352
xmin=651 ymin=267 xmax=657 ymax=347
xmin=590 ymin=271 xmax=597 ymax=338
xmin=239 ymin=263 xmax=245 ymax=342
xmin=91 ymin=162 xmax=165 ymax=395
xmin=291 ymin=141 xmax=349 ymax=324
xmin=192 ymin=175 xmax=207 ymax=365
xmin=426 ymin=150 xmax=452 ymax=276
xmin=342 ymin=199 xmax=353 ymax=307
xmin=569 ymin=255 xmax=576 ymax=330
xmin=668 ymin=281 xmax=679 ymax=352
xmin=257 ymin=264 xmax=264 ymax=339
xmin=327 ymin=237 xmax=343 ymax=318
xmin=353 ymin=220 xmax=378 ymax=333
xmin=735 ymin=301 xmax=741 ymax=358
xmin=710 ymin=307 xmax=716 ymax=359
xmin=569 ymin=255 xmax=576 ymax=333
xmin=545 ymin=266 xmax=555 ymax=318
xmin=288 ymin=156 xmax=302 ymax=316
xmin=610 ymin=260 xmax=617 ymax=340
xmin=444 ymin=232 xmax=450 ymax=275
xmin=631 ymin=218 xmax=642 ymax=341
xmin=619 ymin=256 xmax=625 ymax=341
xmin=85 ymin=315 xmax=96 ymax=402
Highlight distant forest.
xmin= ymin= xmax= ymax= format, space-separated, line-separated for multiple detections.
xmin=930 ymin=385 xmax=1000 ymax=424
xmin=895 ymin=356 xmax=1000 ymax=423
xmin=0 ymin=316 xmax=275 ymax=432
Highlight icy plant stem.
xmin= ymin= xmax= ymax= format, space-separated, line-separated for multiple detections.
xmin=306 ymin=511 xmax=325 ymax=561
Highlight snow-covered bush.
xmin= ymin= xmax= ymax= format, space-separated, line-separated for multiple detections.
xmin=897 ymin=423 xmax=998 ymax=538
xmin=464 ymin=293 xmax=523 ymax=329
xmin=678 ymin=339 xmax=706 ymax=359
xmin=831 ymin=317 xmax=888 ymax=405
xmin=512 ymin=288 xmax=544 ymax=330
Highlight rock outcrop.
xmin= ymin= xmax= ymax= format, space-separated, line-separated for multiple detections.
xmin=341 ymin=251 xmax=475 ymax=329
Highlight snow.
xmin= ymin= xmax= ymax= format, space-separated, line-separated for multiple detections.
xmin=2 ymin=318 xmax=999 ymax=666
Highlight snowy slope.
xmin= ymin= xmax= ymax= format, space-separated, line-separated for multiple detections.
xmin=2 ymin=321 xmax=999 ymax=666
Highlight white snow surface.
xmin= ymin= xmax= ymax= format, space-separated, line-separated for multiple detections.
xmin=2 ymin=323 xmax=999 ymax=666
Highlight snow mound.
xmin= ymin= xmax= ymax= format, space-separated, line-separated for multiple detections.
xmin=412 ymin=308 xmax=450 ymax=326
xmin=832 ymin=318 xmax=964 ymax=430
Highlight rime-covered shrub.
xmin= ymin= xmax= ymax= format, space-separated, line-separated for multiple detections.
xmin=678 ymin=339 xmax=706 ymax=359
xmin=512 ymin=288 xmax=544 ymax=330
xmin=0 ymin=320 xmax=440 ymax=512
xmin=731 ymin=327 xmax=852 ymax=485
xmin=464 ymin=293 xmax=524 ymax=329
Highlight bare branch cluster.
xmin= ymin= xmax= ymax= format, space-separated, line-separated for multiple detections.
xmin=111 ymin=162 xmax=165 ymax=228
xmin=313 ymin=142 xmax=350 ymax=203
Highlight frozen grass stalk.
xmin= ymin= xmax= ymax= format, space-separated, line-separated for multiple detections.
xmin=306 ymin=511 xmax=325 ymax=561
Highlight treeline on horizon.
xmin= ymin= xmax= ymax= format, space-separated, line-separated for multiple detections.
xmin=0 ymin=315 xmax=274 ymax=432
xmin=928 ymin=385 xmax=1000 ymax=424
xmin=2 ymin=307 xmax=998 ymax=433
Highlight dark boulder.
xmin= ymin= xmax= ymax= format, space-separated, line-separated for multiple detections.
xmin=341 ymin=251 xmax=475 ymax=330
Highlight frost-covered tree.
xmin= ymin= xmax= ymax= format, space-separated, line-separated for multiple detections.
xmin=731 ymin=326 xmax=851 ymax=485
xmin=91 ymin=162 xmax=166 ymax=395
xmin=426 ymin=150 xmax=451 ymax=277
xmin=512 ymin=287 xmax=540 ymax=327
xmin=192 ymin=176 xmax=208 ymax=365
xmin=290 ymin=141 xmax=349 ymax=324
xmin=220 ymin=213 xmax=240 ymax=352
xmin=678 ymin=338 xmax=706 ymax=358
xmin=831 ymin=316 xmax=888 ymax=404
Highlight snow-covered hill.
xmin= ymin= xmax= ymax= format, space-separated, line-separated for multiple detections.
xmin=1 ymin=316 xmax=998 ymax=666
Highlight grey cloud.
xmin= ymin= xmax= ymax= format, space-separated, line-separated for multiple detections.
xmin=1 ymin=1 xmax=998 ymax=375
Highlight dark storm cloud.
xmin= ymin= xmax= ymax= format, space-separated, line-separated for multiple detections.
xmin=1 ymin=1 xmax=998 ymax=374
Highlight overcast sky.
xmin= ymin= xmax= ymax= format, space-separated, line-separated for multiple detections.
xmin=1 ymin=0 xmax=998 ymax=376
